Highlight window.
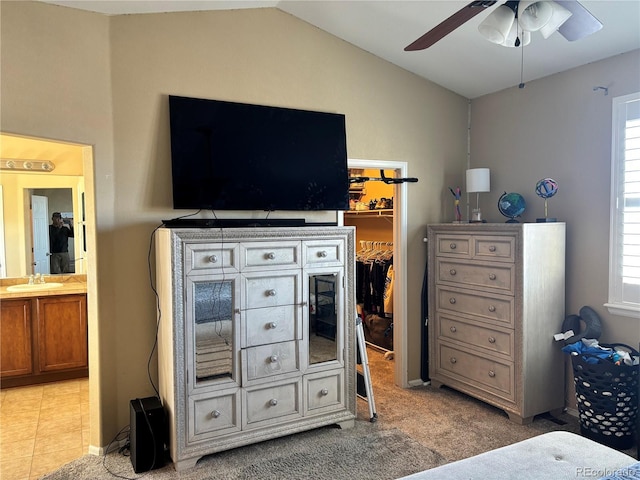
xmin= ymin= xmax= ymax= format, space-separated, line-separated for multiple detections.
xmin=607 ymin=92 xmax=640 ymax=318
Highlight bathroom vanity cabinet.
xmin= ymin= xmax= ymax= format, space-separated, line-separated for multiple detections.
xmin=156 ymin=226 xmax=357 ymax=470
xmin=0 ymin=294 xmax=88 ymax=387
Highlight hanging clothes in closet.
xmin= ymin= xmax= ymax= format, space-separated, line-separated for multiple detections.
xmin=355 ymin=241 xmax=394 ymax=352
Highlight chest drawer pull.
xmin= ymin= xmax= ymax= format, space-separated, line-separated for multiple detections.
xmin=208 ymin=255 xmax=218 ymax=263
xmin=449 ymin=243 xmax=457 ymax=250
xmin=266 ymin=252 xmax=276 ymax=260
xmin=489 ymin=245 xmax=496 ymax=252
xmin=266 ymin=289 xmax=277 ymax=297
xmin=449 ymin=297 xmax=456 ymax=304
xmin=267 ymin=322 xmax=278 ymax=329
xmin=317 ymin=250 xmax=328 ymax=258
xmin=488 ymin=336 xmax=496 ymax=344
xmin=488 ymin=305 xmax=496 ymax=312
xmin=488 ymin=273 xmax=497 ymax=280
xmin=320 ymin=388 xmax=329 ymax=396
xmin=450 ymin=326 xmax=457 ymax=333
xmin=488 ymin=370 xmax=496 ymax=378
xmin=269 ymin=398 xmax=278 ymax=407
xmin=211 ymin=409 xmax=221 ymax=418
xmin=449 ymin=357 xmax=457 ymax=364
xmin=269 ymin=355 xmax=279 ymax=363
xmin=449 ymin=269 xmax=457 ymax=276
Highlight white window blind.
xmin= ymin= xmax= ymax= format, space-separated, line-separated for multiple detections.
xmin=607 ymin=92 xmax=640 ymax=318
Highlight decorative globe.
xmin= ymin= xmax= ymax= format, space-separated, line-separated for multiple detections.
xmin=535 ymin=178 xmax=558 ymax=199
xmin=498 ymin=192 xmax=526 ymax=223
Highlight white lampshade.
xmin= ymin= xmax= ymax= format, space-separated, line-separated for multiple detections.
xmin=466 ymin=168 xmax=491 ymax=193
xmin=539 ymin=1 xmax=573 ymax=39
xmin=478 ymin=5 xmax=515 ymax=45
xmin=518 ymin=0 xmax=553 ymax=32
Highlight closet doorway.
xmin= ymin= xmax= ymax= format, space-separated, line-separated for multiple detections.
xmin=343 ymin=159 xmax=408 ymax=388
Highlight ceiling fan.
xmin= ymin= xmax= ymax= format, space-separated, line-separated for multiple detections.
xmin=404 ymin=0 xmax=603 ymax=51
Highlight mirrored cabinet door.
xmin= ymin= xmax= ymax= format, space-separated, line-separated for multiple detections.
xmin=308 ymin=270 xmax=344 ymax=366
xmin=186 ymin=274 xmax=240 ymax=386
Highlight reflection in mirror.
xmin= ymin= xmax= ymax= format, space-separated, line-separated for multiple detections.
xmin=309 ymin=273 xmax=338 ymax=364
xmin=194 ymin=280 xmax=233 ymax=382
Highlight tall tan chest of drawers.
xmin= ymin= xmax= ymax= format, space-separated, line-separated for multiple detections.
xmin=427 ymin=223 xmax=566 ymax=424
xmin=156 ymin=226 xmax=356 ymax=470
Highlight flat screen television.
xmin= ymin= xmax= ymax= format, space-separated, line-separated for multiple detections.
xmin=168 ymin=95 xmax=349 ymax=211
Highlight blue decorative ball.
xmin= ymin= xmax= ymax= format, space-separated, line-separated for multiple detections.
xmin=535 ymin=178 xmax=558 ymax=199
xmin=498 ymin=192 xmax=526 ymax=222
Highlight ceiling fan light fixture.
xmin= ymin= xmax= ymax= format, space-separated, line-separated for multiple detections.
xmin=518 ymin=0 xmax=553 ymax=32
xmin=539 ymin=1 xmax=573 ymax=39
xmin=502 ymin=22 xmax=531 ymax=47
xmin=478 ymin=4 xmax=515 ymax=44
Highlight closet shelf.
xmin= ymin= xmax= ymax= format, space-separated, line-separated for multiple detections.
xmin=344 ymin=209 xmax=393 ymax=218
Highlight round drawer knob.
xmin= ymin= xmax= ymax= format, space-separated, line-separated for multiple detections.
xmin=266 ymin=252 xmax=276 ymax=260
xmin=320 ymin=388 xmax=329 ymax=396
xmin=488 ymin=336 xmax=496 ymax=344
xmin=488 ymin=370 xmax=496 ymax=378
xmin=449 ymin=243 xmax=457 ymax=250
xmin=449 ymin=357 xmax=457 ymax=364
xmin=208 ymin=255 xmax=218 ymax=263
xmin=489 ymin=245 xmax=496 ymax=252
xmin=211 ymin=410 xmax=221 ymax=418
xmin=450 ymin=326 xmax=457 ymax=333
xmin=270 ymin=355 xmax=278 ymax=363
xmin=488 ymin=273 xmax=497 ymax=280
xmin=268 ymin=322 xmax=277 ymax=329
xmin=269 ymin=399 xmax=278 ymax=407
xmin=318 ymin=250 xmax=328 ymax=258
xmin=449 ymin=297 xmax=456 ymax=304
xmin=488 ymin=305 xmax=496 ymax=312
xmin=449 ymin=269 xmax=457 ymax=276
xmin=266 ymin=289 xmax=277 ymax=297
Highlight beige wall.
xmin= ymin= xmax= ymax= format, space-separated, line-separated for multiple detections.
xmin=1 ymin=2 xmax=468 ymax=447
xmin=470 ymin=50 xmax=640 ymax=346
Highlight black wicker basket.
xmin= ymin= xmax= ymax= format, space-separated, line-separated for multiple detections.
xmin=571 ymin=343 xmax=639 ymax=450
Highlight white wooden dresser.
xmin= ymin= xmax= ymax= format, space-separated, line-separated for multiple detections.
xmin=156 ymin=226 xmax=356 ymax=470
xmin=427 ymin=223 xmax=566 ymax=424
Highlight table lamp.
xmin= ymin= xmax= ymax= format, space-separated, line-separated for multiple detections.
xmin=466 ymin=168 xmax=491 ymax=222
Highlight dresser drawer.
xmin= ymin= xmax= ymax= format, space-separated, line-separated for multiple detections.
xmin=184 ymin=243 xmax=240 ymax=274
xmin=436 ymin=259 xmax=515 ymax=294
xmin=473 ymin=235 xmax=515 ymax=263
xmin=243 ymin=379 xmax=302 ymax=428
xmin=242 ymin=341 xmax=300 ymax=383
xmin=303 ymin=239 xmax=344 ymax=266
xmin=437 ymin=344 xmax=515 ymax=402
xmin=437 ymin=314 xmax=513 ymax=358
xmin=242 ymin=304 xmax=300 ymax=347
xmin=242 ymin=271 xmax=301 ymax=310
xmin=189 ymin=387 xmax=241 ymax=442
xmin=304 ymin=369 xmax=345 ymax=415
xmin=240 ymin=241 xmax=300 ymax=270
xmin=435 ymin=234 xmax=471 ymax=257
xmin=436 ymin=286 xmax=514 ymax=327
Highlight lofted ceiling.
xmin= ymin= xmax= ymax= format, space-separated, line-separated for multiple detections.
xmin=35 ymin=1 xmax=640 ymax=98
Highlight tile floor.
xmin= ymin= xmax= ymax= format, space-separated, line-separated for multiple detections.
xmin=0 ymin=378 xmax=89 ymax=480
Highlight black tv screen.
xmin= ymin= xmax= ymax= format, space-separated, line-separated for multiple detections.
xmin=168 ymin=95 xmax=349 ymax=211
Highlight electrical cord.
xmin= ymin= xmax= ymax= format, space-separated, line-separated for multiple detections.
xmin=102 ymin=424 xmax=144 ymax=479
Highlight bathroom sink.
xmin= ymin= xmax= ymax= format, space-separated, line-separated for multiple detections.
xmin=6 ymin=282 xmax=64 ymax=292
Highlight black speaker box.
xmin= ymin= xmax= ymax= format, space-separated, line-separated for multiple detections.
xmin=130 ymin=396 xmax=165 ymax=473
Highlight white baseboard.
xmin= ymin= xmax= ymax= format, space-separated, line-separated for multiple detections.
xmin=408 ymin=378 xmax=430 ymax=387
xmin=88 ymin=438 xmax=128 ymax=456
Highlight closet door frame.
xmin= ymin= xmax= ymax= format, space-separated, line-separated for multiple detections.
xmin=342 ymin=159 xmax=408 ymax=388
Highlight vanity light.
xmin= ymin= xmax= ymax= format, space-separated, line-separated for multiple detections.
xmin=0 ymin=158 xmax=55 ymax=172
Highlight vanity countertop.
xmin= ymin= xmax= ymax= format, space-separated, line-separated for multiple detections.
xmin=0 ymin=274 xmax=87 ymax=299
